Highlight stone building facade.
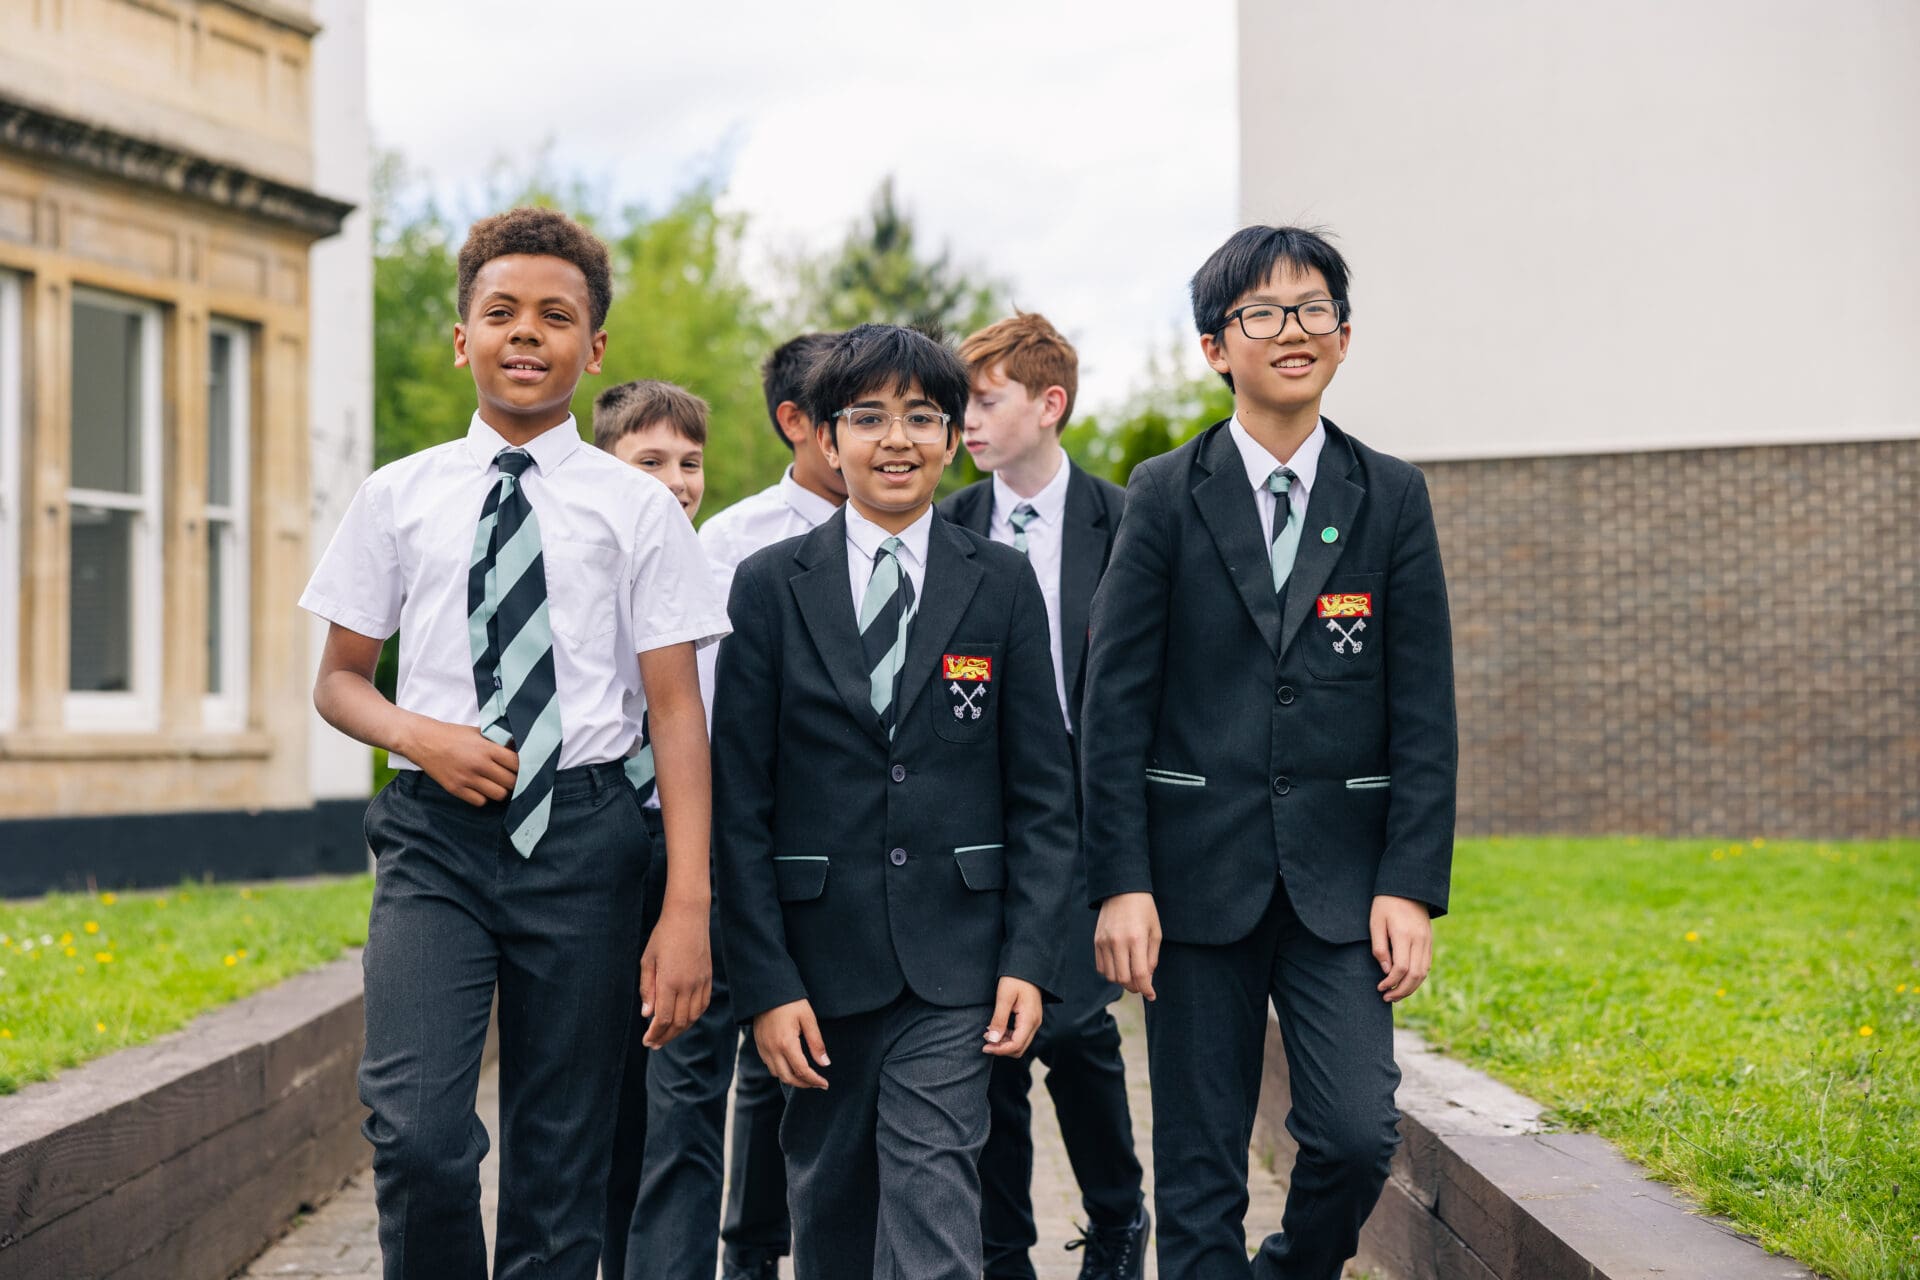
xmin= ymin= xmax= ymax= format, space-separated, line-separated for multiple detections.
xmin=0 ymin=0 xmax=370 ymax=891
xmin=1239 ymin=0 xmax=1919 ymax=838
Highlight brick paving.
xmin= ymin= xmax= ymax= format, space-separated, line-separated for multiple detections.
xmin=238 ymin=999 xmax=1299 ymax=1279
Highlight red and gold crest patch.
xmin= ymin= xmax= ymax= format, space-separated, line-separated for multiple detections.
xmin=942 ymin=654 xmax=993 ymax=682
xmin=1316 ymin=593 xmax=1373 ymax=619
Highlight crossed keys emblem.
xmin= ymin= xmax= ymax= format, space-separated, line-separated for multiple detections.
xmin=949 ymin=682 xmax=985 ymax=719
xmin=1326 ymin=617 xmax=1366 ymax=654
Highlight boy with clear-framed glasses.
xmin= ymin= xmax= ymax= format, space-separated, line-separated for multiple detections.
xmin=1082 ymin=224 xmax=1456 ymax=1278
xmin=712 ymin=324 xmax=1077 ymax=1280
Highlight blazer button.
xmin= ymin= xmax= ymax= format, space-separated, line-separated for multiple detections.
xmin=890 ymin=763 xmax=907 ymax=783
xmin=889 ymin=847 xmax=908 ymax=866
xmin=1272 ymin=775 xmax=1292 ymax=796
xmin=1275 ymin=684 xmax=1296 ymax=705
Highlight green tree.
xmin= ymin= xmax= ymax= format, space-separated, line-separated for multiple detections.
xmin=788 ymin=176 xmax=1007 ymax=337
xmin=1063 ymin=343 xmax=1233 ymax=485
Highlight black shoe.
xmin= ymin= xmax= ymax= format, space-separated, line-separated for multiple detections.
xmin=1065 ymin=1205 xmax=1149 ymax=1280
xmin=720 ymin=1257 xmax=781 ymax=1280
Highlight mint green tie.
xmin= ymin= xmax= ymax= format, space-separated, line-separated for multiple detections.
xmin=1009 ymin=503 xmax=1037 ymax=555
xmin=1266 ymin=466 xmax=1301 ymax=592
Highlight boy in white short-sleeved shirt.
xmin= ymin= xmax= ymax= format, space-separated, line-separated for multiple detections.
xmin=301 ymin=207 xmax=728 ymax=1280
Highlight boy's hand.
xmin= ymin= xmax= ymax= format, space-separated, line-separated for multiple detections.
xmin=753 ymin=1000 xmax=830 ymax=1089
xmin=1095 ymin=892 xmax=1162 ymax=1001
xmin=639 ymin=902 xmax=712 ymax=1048
xmin=1370 ymin=894 xmax=1433 ymax=1002
xmin=406 ymin=719 xmax=519 ymax=806
xmin=984 ymin=978 xmax=1043 ymax=1057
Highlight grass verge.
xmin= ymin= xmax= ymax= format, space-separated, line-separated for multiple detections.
xmin=1399 ymin=837 xmax=1918 ymax=1280
xmin=0 ymin=876 xmax=373 ymax=1095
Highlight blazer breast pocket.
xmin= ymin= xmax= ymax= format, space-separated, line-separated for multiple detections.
xmin=1301 ymin=572 xmax=1384 ymax=681
xmin=930 ymin=643 xmax=1002 ymax=744
xmin=544 ymin=539 xmax=623 ymax=647
xmin=773 ymin=855 xmax=829 ymax=902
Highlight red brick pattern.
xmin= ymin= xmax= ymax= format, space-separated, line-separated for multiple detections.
xmin=1421 ymin=438 xmax=1920 ymax=838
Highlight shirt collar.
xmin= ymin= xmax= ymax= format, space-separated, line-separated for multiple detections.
xmin=1228 ymin=415 xmax=1326 ymax=499
xmin=464 ymin=413 xmax=583 ymax=475
xmin=991 ymin=452 xmax=1071 ymax=527
xmin=845 ymin=502 xmax=934 ymax=573
xmin=779 ymin=465 xmax=840 ymax=529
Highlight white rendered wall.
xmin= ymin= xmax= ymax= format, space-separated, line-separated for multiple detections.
xmin=306 ymin=0 xmax=374 ymax=802
xmin=1236 ymin=0 xmax=1920 ymax=462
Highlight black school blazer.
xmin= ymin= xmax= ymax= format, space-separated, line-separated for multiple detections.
xmin=938 ymin=460 xmax=1128 ymax=736
xmin=1079 ymin=419 xmax=1457 ymax=947
xmin=713 ymin=508 xmax=1078 ymax=1023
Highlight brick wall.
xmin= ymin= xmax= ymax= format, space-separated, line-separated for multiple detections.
xmin=1420 ymin=438 xmax=1920 ymax=838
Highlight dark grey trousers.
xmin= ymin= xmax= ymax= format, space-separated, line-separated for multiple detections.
xmin=1145 ymin=880 xmax=1401 ymax=1280
xmin=359 ymin=763 xmax=650 ymax=1280
xmin=604 ymin=807 xmax=737 ymax=1280
xmin=781 ymin=994 xmax=995 ymax=1280
xmin=722 ymin=1036 xmax=790 ymax=1267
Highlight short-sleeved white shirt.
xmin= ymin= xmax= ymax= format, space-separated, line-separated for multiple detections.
xmin=300 ymin=414 xmax=730 ymax=772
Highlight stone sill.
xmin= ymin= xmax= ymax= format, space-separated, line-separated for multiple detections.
xmin=0 ymin=730 xmax=275 ymax=761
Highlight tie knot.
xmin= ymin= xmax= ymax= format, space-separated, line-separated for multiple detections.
xmin=877 ymin=536 xmax=903 ymax=562
xmin=494 ymin=449 xmax=534 ymax=478
xmin=1010 ymin=503 xmax=1037 ymax=529
xmin=1266 ymin=466 xmax=1295 ymax=495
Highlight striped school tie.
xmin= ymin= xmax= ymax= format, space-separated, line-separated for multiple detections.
xmin=1009 ymin=502 xmax=1037 ymax=555
xmin=467 ymin=448 xmax=564 ymax=856
xmin=1266 ymin=465 xmax=1301 ymax=592
xmin=624 ymin=712 xmax=655 ymax=805
xmin=859 ymin=537 xmax=917 ymax=737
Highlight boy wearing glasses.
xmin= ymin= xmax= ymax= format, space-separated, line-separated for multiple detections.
xmin=713 ymin=324 xmax=1076 ymax=1280
xmin=1081 ymin=226 xmax=1456 ymax=1279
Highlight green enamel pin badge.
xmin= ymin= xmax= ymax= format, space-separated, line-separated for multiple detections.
xmin=1321 ymin=527 xmax=1338 ymax=543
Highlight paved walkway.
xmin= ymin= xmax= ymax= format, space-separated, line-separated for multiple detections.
xmin=239 ymin=1000 xmax=1298 ymax=1279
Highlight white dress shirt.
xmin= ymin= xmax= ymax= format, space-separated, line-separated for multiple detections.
xmin=1228 ymin=416 xmax=1327 ymax=545
xmin=300 ymin=414 xmax=730 ymax=772
xmin=844 ymin=503 xmax=931 ymax=612
xmin=987 ymin=457 xmax=1072 ymax=729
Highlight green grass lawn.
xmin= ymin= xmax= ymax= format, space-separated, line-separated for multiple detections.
xmin=0 ymin=876 xmax=373 ymax=1095
xmin=1401 ymin=837 xmax=1919 ymax=1280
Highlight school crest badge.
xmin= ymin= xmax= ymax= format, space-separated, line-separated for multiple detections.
xmin=942 ymin=653 xmax=991 ymax=720
xmin=1317 ymin=593 xmax=1371 ymax=656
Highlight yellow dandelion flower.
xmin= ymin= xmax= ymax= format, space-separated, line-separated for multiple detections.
xmin=1685 ymin=931 xmax=1701 ymax=942
xmin=155 ymin=897 xmax=168 ymax=908
xmin=73 ymin=965 xmax=83 ymax=974
xmin=237 ymin=949 xmax=249 ymax=959
xmin=1730 ymin=847 xmax=1744 ymax=857
xmin=84 ymin=921 xmax=99 ymax=934
xmin=59 ymin=932 xmax=73 ymax=945
xmin=93 ymin=1020 xmax=106 ymax=1032
xmin=1900 ymin=984 xmax=1909 ymax=994
xmin=101 ymin=893 xmax=117 ymax=905
xmin=239 ymin=888 xmax=253 ymax=900
xmin=0 ymin=1028 xmax=11 ymax=1038
xmin=95 ymin=952 xmax=113 ymax=964
xmin=1711 ymin=850 xmax=1725 ymax=861
xmin=1715 ymin=988 xmax=1727 ymax=998
xmin=63 ymin=946 xmax=76 ymax=958
xmin=1859 ymin=1025 xmax=1874 ymax=1037
xmin=224 ymin=955 xmax=237 ymax=967
xmin=1751 ymin=838 xmax=1765 ymax=849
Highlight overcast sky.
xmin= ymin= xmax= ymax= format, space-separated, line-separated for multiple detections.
xmin=367 ymin=0 xmax=1237 ymax=415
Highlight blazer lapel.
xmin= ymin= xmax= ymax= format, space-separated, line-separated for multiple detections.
xmin=1059 ymin=462 xmax=1108 ymax=715
xmin=788 ymin=511 xmax=891 ymax=751
xmin=951 ymin=481 xmax=992 ymax=535
xmin=893 ymin=512 xmax=983 ymax=728
xmin=1191 ymin=424 xmax=1283 ymax=656
xmin=1279 ymin=424 xmax=1366 ymax=656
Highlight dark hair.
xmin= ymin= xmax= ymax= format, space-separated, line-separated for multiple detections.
xmin=1190 ymin=225 xmax=1351 ymax=389
xmin=759 ymin=332 xmax=840 ymax=450
xmin=801 ymin=325 xmax=970 ymax=446
xmin=457 ymin=206 xmax=614 ymax=330
xmin=591 ymin=379 xmax=709 ymax=451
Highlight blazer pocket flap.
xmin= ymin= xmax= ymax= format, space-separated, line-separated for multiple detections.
xmin=953 ymin=843 xmax=1007 ymax=891
xmin=772 ymin=856 xmax=829 ymax=901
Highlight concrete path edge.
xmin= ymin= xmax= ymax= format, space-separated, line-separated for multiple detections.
xmin=1252 ymin=1018 xmax=1819 ymax=1279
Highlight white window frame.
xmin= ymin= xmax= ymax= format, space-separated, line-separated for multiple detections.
xmin=0 ymin=271 xmax=21 ymax=733
xmin=65 ymin=288 xmax=164 ymax=732
xmin=202 ymin=319 xmax=250 ymax=732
